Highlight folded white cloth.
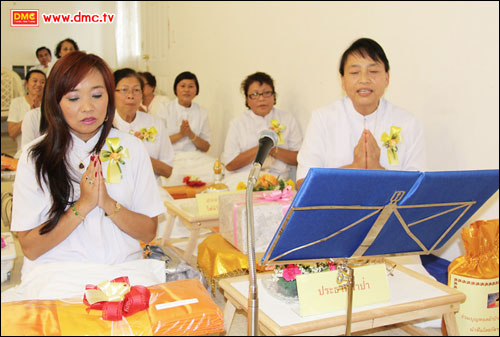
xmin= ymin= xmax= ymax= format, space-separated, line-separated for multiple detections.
xmin=1 ymin=259 xmax=165 ymax=303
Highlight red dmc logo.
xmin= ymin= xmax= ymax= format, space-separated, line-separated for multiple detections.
xmin=11 ymin=9 xmax=39 ymax=27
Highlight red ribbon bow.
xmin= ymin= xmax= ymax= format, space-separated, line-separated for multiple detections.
xmin=83 ymin=276 xmax=151 ymax=321
xmin=183 ymin=175 xmax=206 ymax=187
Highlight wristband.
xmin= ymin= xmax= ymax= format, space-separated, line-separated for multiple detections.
xmin=71 ymin=203 xmax=85 ymax=221
xmin=106 ymin=201 xmax=121 ymax=217
xmin=189 ymin=134 xmax=197 ymax=142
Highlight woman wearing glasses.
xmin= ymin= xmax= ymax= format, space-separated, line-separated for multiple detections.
xmin=222 ymin=72 xmax=303 ymax=180
xmin=164 ymin=71 xmax=211 ymax=153
xmin=113 ymin=68 xmax=174 ymax=181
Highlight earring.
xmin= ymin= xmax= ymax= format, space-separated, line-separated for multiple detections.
xmin=104 ymin=115 xmax=109 ymax=122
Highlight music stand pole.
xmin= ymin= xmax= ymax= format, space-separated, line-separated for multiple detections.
xmin=346 ymin=265 xmax=354 ymax=336
xmin=337 ymin=260 xmax=354 ymax=336
xmin=246 ymin=163 xmax=261 ymax=336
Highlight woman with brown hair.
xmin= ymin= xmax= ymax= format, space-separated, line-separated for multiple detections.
xmin=11 ymin=51 xmax=165 ymax=277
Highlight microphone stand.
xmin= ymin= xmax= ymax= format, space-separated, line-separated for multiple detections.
xmin=246 ymin=162 xmax=261 ymax=336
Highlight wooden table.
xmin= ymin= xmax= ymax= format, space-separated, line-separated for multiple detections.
xmin=160 ymin=198 xmax=219 ymax=265
xmin=219 ymin=260 xmax=465 ymax=335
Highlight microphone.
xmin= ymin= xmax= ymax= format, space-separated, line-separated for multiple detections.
xmin=254 ymin=129 xmax=278 ymax=166
xmin=246 ymin=128 xmax=278 ymax=336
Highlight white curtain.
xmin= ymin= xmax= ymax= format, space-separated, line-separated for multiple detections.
xmin=115 ymin=1 xmax=141 ymax=69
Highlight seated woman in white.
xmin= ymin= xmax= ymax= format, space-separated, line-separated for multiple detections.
xmin=164 ymin=71 xmax=211 ymax=153
xmin=112 ymin=68 xmax=176 ymax=238
xmin=222 ymin=72 xmax=303 ymax=188
xmin=7 ymin=69 xmax=46 ymax=158
xmin=112 ymin=68 xmax=174 ymax=184
xmin=297 ymin=38 xmax=426 ymax=189
xmin=138 ymin=71 xmax=169 ymax=119
xmin=11 ymin=52 xmax=164 ymax=278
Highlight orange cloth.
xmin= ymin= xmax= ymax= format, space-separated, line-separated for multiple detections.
xmin=1 ymin=155 xmax=18 ymax=171
xmin=448 ymin=219 xmax=499 ymax=281
xmin=1 ymin=279 xmax=223 ymax=336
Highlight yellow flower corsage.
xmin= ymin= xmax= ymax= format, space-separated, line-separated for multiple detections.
xmin=135 ymin=126 xmax=157 ymax=142
xmin=269 ymin=119 xmax=285 ymax=145
xmin=99 ymin=138 xmax=129 ymax=183
xmin=381 ymin=126 xmax=402 ymax=165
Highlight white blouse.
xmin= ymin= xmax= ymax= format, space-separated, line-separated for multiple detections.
xmin=7 ymin=96 xmax=30 ymax=158
xmin=11 ymin=128 xmax=165 ymax=277
xmin=222 ymin=107 xmax=303 ymax=180
xmin=297 ymin=97 xmax=426 ymax=181
xmin=142 ymin=94 xmax=169 ymax=122
xmin=164 ymin=99 xmax=211 ymax=153
xmin=21 ymin=107 xmax=41 ymax=149
xmin=113 ymin=110 xmax=175 ymax=174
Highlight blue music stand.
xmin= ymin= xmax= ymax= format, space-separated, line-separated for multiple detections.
xmin=261 ymin=168 xmax=499 ymax=334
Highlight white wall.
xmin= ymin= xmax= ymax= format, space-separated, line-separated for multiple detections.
xmin=144 ymin=1 xmax=499 ymax=259
xmin=1 ymin=1 xmax=117 ymax=69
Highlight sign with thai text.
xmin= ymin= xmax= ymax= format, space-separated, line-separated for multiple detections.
xmin=296 ymin=263 xmax=390 ymax=316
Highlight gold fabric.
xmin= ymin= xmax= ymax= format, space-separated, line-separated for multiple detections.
xmin=197 ymin=233 xmax=248 ymax=294
xmin=197 ymin=233 xmax=248 ymax=278
xmin=448 ymin=219 xmax=499 ymax=282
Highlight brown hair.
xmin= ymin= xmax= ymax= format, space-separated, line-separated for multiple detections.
xmin=31 ymin=51 xmax=115 ymax=234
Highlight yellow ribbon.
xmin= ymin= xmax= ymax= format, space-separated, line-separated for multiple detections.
xmin=139 ymin=126 xmax=157 ymax=142
xmin=99 ymin=137 xmax=129 ymax=184
xmin=381 ymin=126 xmax=402 ymax=165
xmin=85 ymin=280 xmax=130 ymax=305
xmin=269 ymin=119 xmax=286 ymax=145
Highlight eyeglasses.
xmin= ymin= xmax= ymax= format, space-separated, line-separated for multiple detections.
xmin=115 ymin=87 xmax=142 ymax=96
xmin=247 ymin=91 xmax=274 ymax=100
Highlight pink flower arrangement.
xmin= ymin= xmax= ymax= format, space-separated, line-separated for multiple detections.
xmin=273 ymin=261 xmax=338 ymax=283
xmin=282 ymin=264 xmax=302 ymax=281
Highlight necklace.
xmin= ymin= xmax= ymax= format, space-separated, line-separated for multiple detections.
xmin=74 ymin=151 xmax=94 ymax=170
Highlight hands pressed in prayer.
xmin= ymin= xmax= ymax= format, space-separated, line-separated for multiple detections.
xmin=179 ymin=119 xmax=192 ymax=138
xmin=352 ymin=129 xmax=385 ymax=170
xmin=79 ymin=156 xmax=113 ymax=214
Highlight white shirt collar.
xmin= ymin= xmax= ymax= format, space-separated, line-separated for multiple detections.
xmin=70 ymin=126 xmax=102 ymax=152
xmin=244 ymin=107 xmax=276 ymax=122
xmin=343 ymin=96 xmax=385 ymax=123
xmin=113 ymin=110 xmax=141 ymax=132
xmin=175 ymin=99 xmax=193 ymax=111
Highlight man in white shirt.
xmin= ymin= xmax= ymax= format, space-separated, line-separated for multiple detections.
xmin=32 ymin=47 xmax=53 ymax=75
xmin=297 ymin=38 xmax=425 ymax=188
